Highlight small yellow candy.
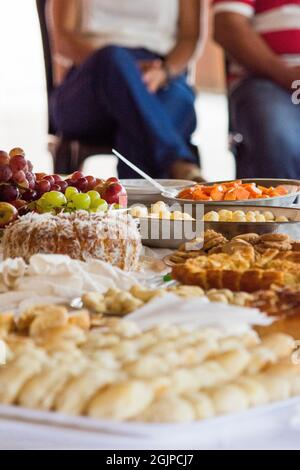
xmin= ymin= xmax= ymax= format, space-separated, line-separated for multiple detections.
xmin=275 ymin=216 xmax=289 ymax=222
xmin=255 ymin=214 xmax=266 ymax=222
xmin=151 ymin=201 xmax=168 ymax=214
xmin=264 ymin=211 xmax=275 ymax=221
xmin=219 ymin=210 xmax=233 ymax=222
xmin=232 ymin=211 xmax=246 ymax=222
xmin=204 ymin=211 xmax=219 ymax=222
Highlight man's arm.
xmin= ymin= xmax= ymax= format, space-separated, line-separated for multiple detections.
xmin=48 ymin=0 xmax=95 ymax=66
xmin=142 ymin=0 xmax=203 ymax=92
xmin=214 ymin=11 xmax=300 ymax=89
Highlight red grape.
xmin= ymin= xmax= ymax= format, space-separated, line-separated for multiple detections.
xmin=76 ymin=177 xmax=88 ymax=192
xmin=86 ymin=176 xmax=97 ymax=190
xmin=36 ymin=180 xmax=51 ymax=194
xmin=43 ymin=175 xmax=55 ymax=186
xmin=22 ymin=189 xmax=38 ymax=202
xmin=51 ymin=184 xmax=61 ymax=192
xmin=13 ymin=170 xmax=26 ymax=184
xmin=71 ymin=171 xmax=84 ymax=181
xmin=10 ymin=155 xmax=28 ymax=172
xmin=9 ymin=148 xmax=25 ymax=158
xmin=35 ymin=173 xmax=47 ymax=181
xmin=57 ymin=180 xmax=68 ymax=192
xmin=0 ymin=184 xmax=20 ymax=202
xmin=0 ymin=164 xmax=13 ymax=182
xmin=52 ymin=174 xmax=62 ymax=183
xmin=27 ymin=160 xmax=34 ymax=172
xmin=26 ymin=172 xmax=36 ymax=189
xmin=65 ymin=178 xmax=74 ymax=186
xmin=0 ymin=151 xmax=10 ymax=166
xmin=106 ymin=177 xmax=119 ymax=185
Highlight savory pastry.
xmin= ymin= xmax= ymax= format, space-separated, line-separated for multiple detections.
xmin=87 ymin=380 xmax=154 ymax=420
xmin=3 ymin=211 xmax=142 ymax=271
xmin=55 ymin=367 xmax=121 ymax=415
xmin=208 ymin=384 xmax=250 ymax=415
xmin=135 ymin=394 xmax=195 ymax=423
xmin=0 ymin=347 xmax=48 ymax=404
xmin=18 ymin=360 xmax=86 ymax=411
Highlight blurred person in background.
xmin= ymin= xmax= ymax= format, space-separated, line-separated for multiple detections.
xmin=48 ymin=0 xmax=204 ymax=180
xmin=214 ymin=0 xmax=300 ymax=179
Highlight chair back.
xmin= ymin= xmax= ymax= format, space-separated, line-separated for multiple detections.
xmin=36 ymin=0 xmax=55 ymax=133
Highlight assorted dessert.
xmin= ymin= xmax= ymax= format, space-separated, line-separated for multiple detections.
xmin=0 ymin=304 xmax=299 ymax=423
xmin=178 ymin=180 xmax=289 ymax=202
xmin=204 ymin=209 xmax=290 ymax=223
xmin=1 ymin=144 xmax=300 ymax=429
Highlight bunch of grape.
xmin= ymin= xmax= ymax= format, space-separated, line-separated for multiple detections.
xmin=36 ymin=187 xmax=109 ymax=214
xmin=0 ymin=148 xmax=128 ymax=213
xmin=0 ymin=148 xmax=36 ymax=203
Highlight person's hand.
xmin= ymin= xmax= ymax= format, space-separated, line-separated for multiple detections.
xmin=274 ymin=65 xmax=300 ymax=90
xmin=138 ymin=59 xmax=169 ymax=93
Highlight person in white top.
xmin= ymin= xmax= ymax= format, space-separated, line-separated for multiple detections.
xmin=48 ymin=0 xmax=204 ymax=180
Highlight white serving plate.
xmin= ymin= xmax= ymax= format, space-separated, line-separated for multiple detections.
xmin=1 ymin=397 xmax=300 ymax=443
xmin=121 ymin=179 xmax=195 ymax=195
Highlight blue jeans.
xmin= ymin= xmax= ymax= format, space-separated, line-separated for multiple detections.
xmin=230 ymin=78 xmax=300 ymax=179
xmin=50 ymin=46 xmax=198 ymax=178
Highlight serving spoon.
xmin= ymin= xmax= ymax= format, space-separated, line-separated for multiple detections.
xmin=112 ymin=149 xmax=178 ymax=197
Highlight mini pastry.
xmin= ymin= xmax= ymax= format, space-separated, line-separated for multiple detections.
xmin=55 ymin=367 xmax=120 ymax=415
xmin=87 ymin=380 xmax=154 ymax=421
xmin=29 ymin=307 xmax=68 ymax=337
xmin=0 ymin=348 xmax=48 ymax=404
xmin=235 ymin=377 xmax=269 ymax=406
xmin=209 ymin=384 xmax=250 ymax=415
xmin=183 ymin=391 xmax=215 ymax=420
xmin=135 ymin=394 xmax=195 ymax=423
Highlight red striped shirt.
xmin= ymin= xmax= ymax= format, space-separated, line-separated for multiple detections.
xmin=213 ymin=0 xmax=300 ymax=82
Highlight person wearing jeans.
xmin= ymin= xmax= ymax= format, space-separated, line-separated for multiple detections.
xmin=213 ymin=0 xmax=300 ymax=179
xmin=48 ymin=0 xmax=203 ymax=180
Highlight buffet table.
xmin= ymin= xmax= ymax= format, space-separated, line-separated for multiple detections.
xmin=1 ymin=148 xmax=300 ymax=450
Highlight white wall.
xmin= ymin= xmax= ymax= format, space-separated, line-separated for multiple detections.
xmin=0 ymin=0 xmax=234 ymax=181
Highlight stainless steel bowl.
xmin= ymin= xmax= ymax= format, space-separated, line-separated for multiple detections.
xmin=203 ymin=205 xmax=300 ymax=240
xmin=163 ymin=179 xmax=300 ymax=208
xmin=138 ymin=217 xmax=203 ymax=250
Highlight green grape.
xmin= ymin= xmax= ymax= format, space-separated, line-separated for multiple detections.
xmin=72 ymin=193 xmax=91 ymax=210
xmin=65 ymin=186 xmax=79 ymax=201
xmin=42 ymin=191 xmax=67 ymax=207
xmin=111 ymin=203 xmax=122 ymax=210
xmin=37 ymin=197 xmax=53 ymax=213
xmin=87 ymin=190 xmax=101 ymax=208
xmin=91 ymin=198 xmax=108 ymax=213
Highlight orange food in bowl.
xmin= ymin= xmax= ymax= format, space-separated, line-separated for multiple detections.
xmin=178 ymin=181 xmax=289 ymax=202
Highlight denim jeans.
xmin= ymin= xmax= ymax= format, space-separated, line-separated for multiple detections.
xmin=50 ymin=46 xmax=198 ymax=178
xmin=230 ymin=78 xmax=300 ymax=179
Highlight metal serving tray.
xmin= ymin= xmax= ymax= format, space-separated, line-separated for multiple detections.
xmin=203 ymin=205 xmax=300 ymax=240
xmin=163 ymin=179 xmax=300 ymax=208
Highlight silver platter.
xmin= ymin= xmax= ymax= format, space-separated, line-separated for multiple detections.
xmin=163 ymin=179 xmax=300 ymax=207
xmin=203 ymin=205 xmax=300 ymax=240
xmin=138 ymin=205 xmax=300 ymax=249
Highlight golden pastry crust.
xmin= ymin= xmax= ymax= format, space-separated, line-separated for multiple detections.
xmin=3 ymin=211 xmax=142 ymax=271
xmin=135 ymin=394 xmax=195 ymax=423
xmin=0 ymin=348 xmax=48 ymax=404
xmin=87 ymin=380 xmax=154 ymax=420
xmin=55 ymin=367 xmax=121 ymax=415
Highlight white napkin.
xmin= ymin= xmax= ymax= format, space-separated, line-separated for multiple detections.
xmin=128 ymin=294 xmax=273 ymax=334
xmin=0 ymin=254 xmax=137 ymax=312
